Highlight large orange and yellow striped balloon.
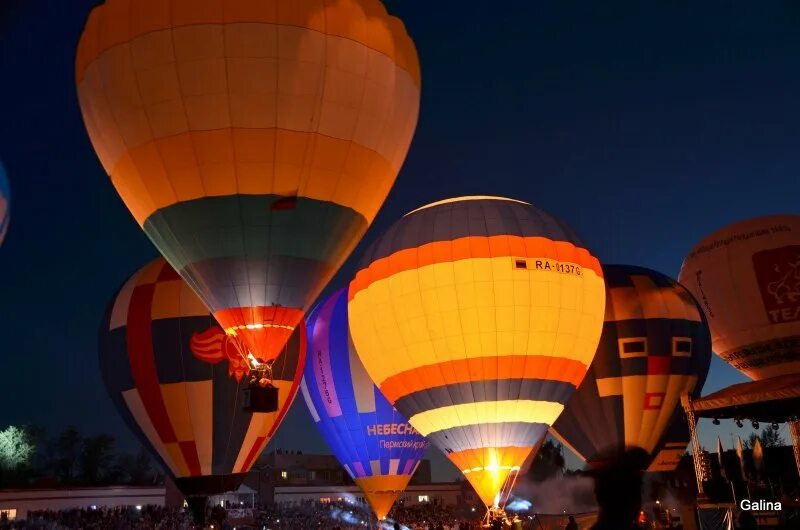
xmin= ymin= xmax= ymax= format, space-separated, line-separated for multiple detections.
xmin=348 ymin=196 xmax=606 ymax=507
xmin=76 ymin=0 xmax=420 ymax=365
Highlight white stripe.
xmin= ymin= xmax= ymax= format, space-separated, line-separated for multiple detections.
xmin=370 ymin=460 xmax=381 ymax=476
xmin=300 ymin=378 xmax=321 ymax=423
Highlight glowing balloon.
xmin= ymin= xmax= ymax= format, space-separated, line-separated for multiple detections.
xmin=99 ymin=258 xmax=305 ymax=498
xmin=679 ymin=216 xmax=800 ymax=380
xmin=0 ymin=162 xmax=9 ymax=247
xmin=348 ymin=196 xmax=606 ymax=508
xmin=551 ymin=265 xmax=711 ymax=468
xmin=301 ymin=288 xmax=428 ymax=520
xmin=77 ymin=0 xmax=420 ymax=367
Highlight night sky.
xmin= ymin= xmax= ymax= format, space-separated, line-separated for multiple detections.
xmin=1 ymin=1 xmax=799 ymax=481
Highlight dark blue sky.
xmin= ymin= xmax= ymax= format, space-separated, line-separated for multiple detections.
xmin=0 ymin=1 xmax=798 ymax=479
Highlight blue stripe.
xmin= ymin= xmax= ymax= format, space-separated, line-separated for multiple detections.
xmin=302 ymin=289 xmax=428 ymax=479
xmin=394 ymin=378 xmax=576 ymax=419
xmin=432 ymin=423 xmax=550 ymax=454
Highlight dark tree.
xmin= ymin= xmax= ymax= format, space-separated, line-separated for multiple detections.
xmin=116 ymin=446 xmax=155 ymax=485
xmin=52 ymin=427 xmax=82 ymax=483
xmin=744 ymin=426 xmax=785 ymax=449
xmin=529 ymin=440 xmax=566 ymax=482
xmin=79 ymin=434 xmax=116 ymax=484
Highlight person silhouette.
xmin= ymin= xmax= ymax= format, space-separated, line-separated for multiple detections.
xmin=566 ymin=515 xmax=578 ymax=530
xmin=586 ymin=447 xmax=650 ymax=530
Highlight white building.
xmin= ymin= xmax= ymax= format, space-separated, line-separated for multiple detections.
xmin=0 ymin=486 xmax=165 ymax=521
xmin=274 ymin=482 xmax=470 ymax=508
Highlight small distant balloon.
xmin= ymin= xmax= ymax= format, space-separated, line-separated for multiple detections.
xmin=0 ymin=162 xmax=9 ymax=247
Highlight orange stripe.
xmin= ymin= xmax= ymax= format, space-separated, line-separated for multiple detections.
xmin=76 ymin=0 xmax=420 ymax=87
xmin=349 ymin=236 xmax=603 ymax=300
xmin=241 ymin=436 xmax=267 ymax=472
xmin=379 ymin=355 xmax=587 ymax=404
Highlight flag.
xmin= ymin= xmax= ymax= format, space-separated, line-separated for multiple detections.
xmin=736 ymin=436 xmax=748 ymax=481
xmin=752 ymin=438 xmax=764 ymax=480
xmin=716 ymin=437 xmax=727 ymax=480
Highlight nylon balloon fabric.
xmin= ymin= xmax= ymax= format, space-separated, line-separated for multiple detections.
xmin=551 ymin=265 xmax=711 ymax=468
xmin=0 ymin=162 xmax=9 ymax=247
xmin=348 ymin=196 xmax=606 ymax=507
xmin=76 ymin=0 xmax=421 ymax=365
xmin=679 ymin=215 xmax=800 ymax=380
xmin=99 ymin=258 xmax=306 ymax=496
xmin=301 ymin=288 xmax=428 ymax=520
xmin=646 ymin=409 xmax=694 ymax=472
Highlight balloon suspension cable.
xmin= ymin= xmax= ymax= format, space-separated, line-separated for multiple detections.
xmin=227 ymin=334 xmax=274 ymax=385
xmin=481 ymin=470 xmax=520 ymax=528
xmin=248 ymin=355 xmax=274 ymax=387
xmin=482 ymin=505 xmax=512 ymax=528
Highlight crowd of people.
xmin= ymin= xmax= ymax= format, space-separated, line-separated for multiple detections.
xmin=4 ymin=506 xmax=193 ymax=529
xmin=0 ymin=502 xmax=561 ymax=530
xmin=252 ymin=500 xmax=483 ymax=529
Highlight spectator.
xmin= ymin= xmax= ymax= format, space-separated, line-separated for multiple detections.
xmin=566 ymin=515 xmax=578 ymax=530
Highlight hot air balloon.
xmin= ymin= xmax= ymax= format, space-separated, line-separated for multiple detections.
xmin=0 ymin=162 xmax=9 ymax=247
xmin=77 ymin=0 xmax=421 ymax=379
xmin=551 ymin=265 xmax=712 ymax=469
xmin=301 ymin=288 xmax=428 ymax=521
xmin=679 ymin=215 xmax=800 ymax=380
xmin=646 ymin=410 xmax=694 ymax=473
xmin=99 ymin=258 xmax=305 ymax=520
xmin=347 ymin=196 xmax=606 ymax=513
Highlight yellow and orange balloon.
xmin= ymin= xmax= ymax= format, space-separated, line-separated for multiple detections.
xmin=76 ymin=0 xmax=420 ymax=364
xmin=348 ymin=196 xmax=606 ymax=507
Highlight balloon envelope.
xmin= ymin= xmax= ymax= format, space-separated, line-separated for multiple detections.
xmin=0 ymin=162 xmax=9 ymax=247
xmin=99 ymin=258 xmax=305 ymax=496
xmin=301 ymin=288 xmax=428 ymax=520
xmin=348 ymin=196 xmax=606 ymax=506
xmin=646 ymin=409 xmax=693 ymax=472
xmin=77 ymin=0 xmax=421 ymax=364
xmin=551 ymin=265 xmax=711 ymax=467
xmin=679 ymin=215 xmax=800 ymax=380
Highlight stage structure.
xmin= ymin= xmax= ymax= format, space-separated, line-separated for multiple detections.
xmin=681 ymin=373 xmax=800 ymax=494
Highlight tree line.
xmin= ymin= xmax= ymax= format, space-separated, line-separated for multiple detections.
xmin=0 ymin=425 xmax=159 ymax=489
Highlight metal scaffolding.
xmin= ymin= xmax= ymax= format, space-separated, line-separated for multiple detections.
xmin=681 ymin=393 xmax=706 ymax=495
xmin=790 ymin=420 xmax=800 ymax=479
